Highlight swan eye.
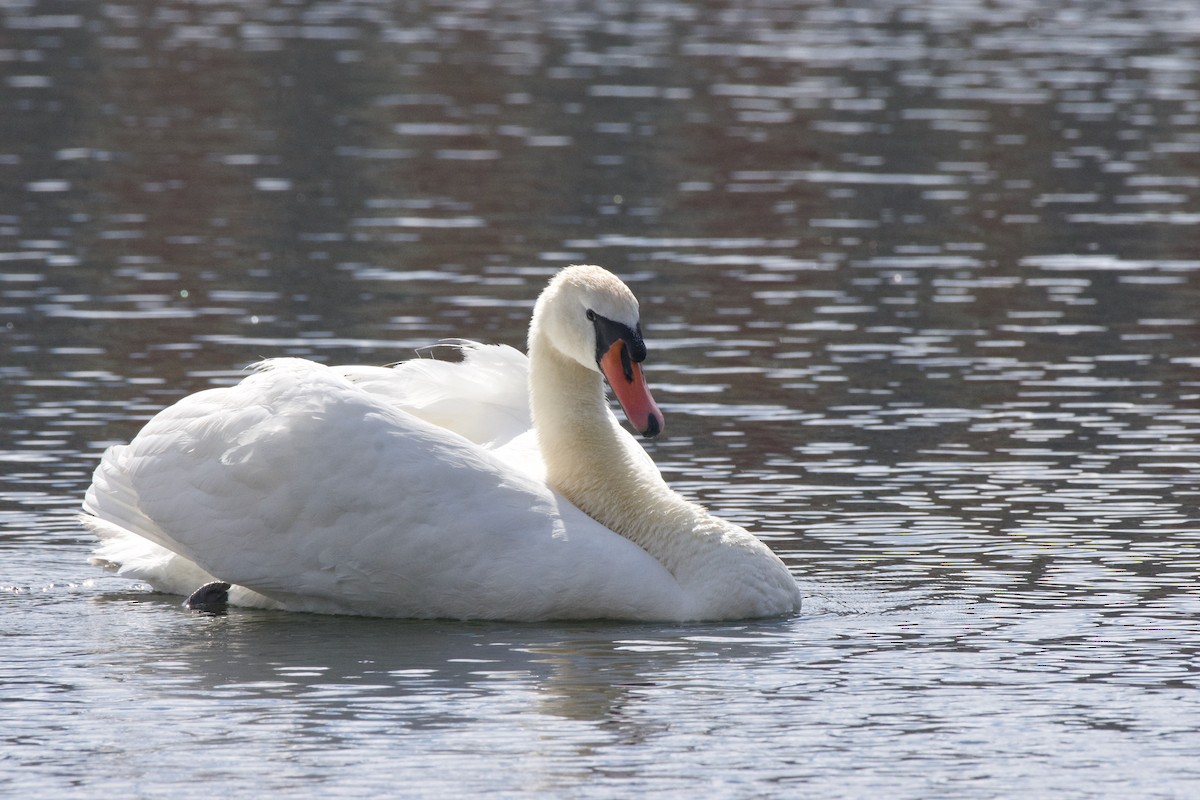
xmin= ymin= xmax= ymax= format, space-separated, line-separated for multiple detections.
xmin=586 ymin=309 xmax=596 ymax=321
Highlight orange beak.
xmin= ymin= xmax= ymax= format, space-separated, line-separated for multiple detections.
xmin=599 ymin=339 xmax=664 ymax=438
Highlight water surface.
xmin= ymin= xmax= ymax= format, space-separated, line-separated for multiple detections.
xmin=3 ymin=1 xmax=1200 ymax=797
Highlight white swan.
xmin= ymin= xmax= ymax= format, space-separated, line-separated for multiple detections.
xmin=81 ymin=265 xmax=801 ymax=621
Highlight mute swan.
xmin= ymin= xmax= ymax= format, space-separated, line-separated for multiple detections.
xmin=81 ymin=265 xmax=801 ymax=621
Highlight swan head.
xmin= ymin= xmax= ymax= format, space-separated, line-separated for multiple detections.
xmin=531 ymin=265 xmax=665 ymax=438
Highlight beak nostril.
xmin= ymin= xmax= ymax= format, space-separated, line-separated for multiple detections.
xmin=618 ymin=341 xmax=634 ymax=383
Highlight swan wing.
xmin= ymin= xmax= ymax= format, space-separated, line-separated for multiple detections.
xmin=84 ymin=358 xmax=685 ymax=620
xmin=335 ymin=342 xmax=531 ymax=448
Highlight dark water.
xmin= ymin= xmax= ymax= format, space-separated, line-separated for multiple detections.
xmin=4 ymin=1 xmax=1200 ymax=796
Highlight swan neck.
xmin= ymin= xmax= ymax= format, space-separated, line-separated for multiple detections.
xmin=527 ymin=322 xmax=800 ymax=620
xmin=529 ymin=332 xmax=681 ymax=539
xmin=528 ymin=332 xmax=620 ymax=463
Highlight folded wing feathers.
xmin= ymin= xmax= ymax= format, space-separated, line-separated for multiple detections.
xmin=336 ymin=341 xmax=531 ymax=448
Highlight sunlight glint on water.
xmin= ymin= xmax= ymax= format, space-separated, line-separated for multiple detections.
xmin=2 ymin=1 xmax=1200 ymax=797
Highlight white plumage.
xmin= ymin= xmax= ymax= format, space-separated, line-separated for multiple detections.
xmin=82 ymin=265 xmax=801 ymax=621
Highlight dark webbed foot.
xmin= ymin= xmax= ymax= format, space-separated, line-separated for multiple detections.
xmin=184 ymin=581 xmax=231 ymax=613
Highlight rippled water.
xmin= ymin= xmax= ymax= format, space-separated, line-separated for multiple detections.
xmin=4 ymin=1 xmax=1200 ymax=796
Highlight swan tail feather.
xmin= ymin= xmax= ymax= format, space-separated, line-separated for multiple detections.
xmin=81 ymin=446 xmax=280 ymax=609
